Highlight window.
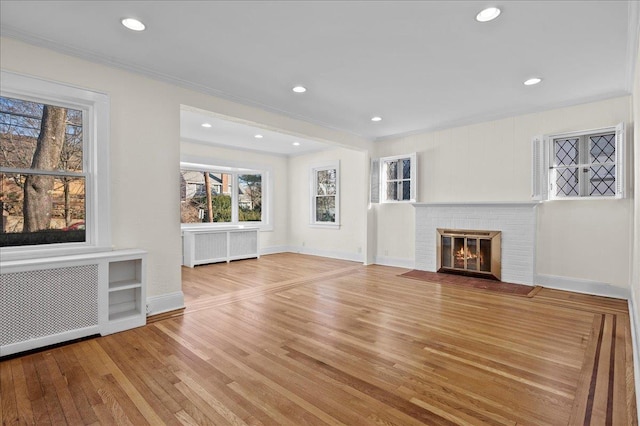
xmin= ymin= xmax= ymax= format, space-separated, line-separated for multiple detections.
xmin=532 ymin=124 xmax=625 ymax=200
xmin=180 ymin=164 xmax=265 ymax=226
xmin=379 ymin=153 xmax=417 ymax=202
xmin=310 ymin=162 xmax=339 ymax=226
xmin=0 ymin=71 xmax=109 ymax=258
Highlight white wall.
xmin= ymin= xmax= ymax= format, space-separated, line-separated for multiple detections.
xmin=0 ymin=37 xmax=369 ymax=311
xmin=374 ymin=96 xmax=633 ymax=290
xmin=288 ymin=147 xmax=368 ymax=262
xmin=180 ymin=140 xmax=290 ymax=251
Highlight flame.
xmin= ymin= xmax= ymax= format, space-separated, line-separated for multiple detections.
xmin=455 ymin=246 xmax=483 ymax=264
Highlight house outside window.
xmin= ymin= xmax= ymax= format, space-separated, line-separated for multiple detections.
xmin=0 ymin=71 xmax=110 ymax=259
xmin=180 ymin=165 xmax=265 ymax=225
xmin=310 ymin=162 xmax=339 ymax=227
xmin=532 ymin=124 xmax=625 ymax=200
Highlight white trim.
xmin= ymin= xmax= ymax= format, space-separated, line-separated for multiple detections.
xmin=0 ymin=70 xmax=111 ymax=261
xmin=259 ymin=245 xmax=291 ymax=255
xmin=628 ymin=295 xmax=640 ymax=424
xmin=146 ymin=291 xmax=185 ymax=316
xmin=535 ymin=273 xmax=630 ymax=299
xmin=373 ymin=255 xmax=415 ymax=269
xmin=292 ymin=246 xmax=363 ymax=263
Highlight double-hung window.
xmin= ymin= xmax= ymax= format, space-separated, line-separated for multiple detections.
xmin=180 ymin=163 xmax=266 ymax=226
xmin=310 ymin=162 xmax=339 ymax=227
xmin=0 ymin=71 xmax=110 ymax=259
xmin=532 ymin=124 xmax=625 ymax=200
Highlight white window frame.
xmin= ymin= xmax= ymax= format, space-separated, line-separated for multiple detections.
xmin=310 ymin=161 xmax=340 ymax=228
xmin=379 ymin=153 xmax=417 ymax=203
xmin=180 ymin=160 xmax=271 ymax=230
xmin=0 ymin=71 xmax=110 ymax=261
xmin=532 ymin=124 xmax=625 ymax=201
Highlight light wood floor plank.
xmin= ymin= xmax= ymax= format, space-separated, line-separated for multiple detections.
xmin=1 ymin=253 xmax=637 ymax=425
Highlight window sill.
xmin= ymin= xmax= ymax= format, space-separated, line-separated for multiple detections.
xmin=0 ymin=244 xmax=113 ymax=264
xmin=309 ymin=223 xmax=341 ymax=229
xmin=181 ymin=223 xmax=271 ymax=233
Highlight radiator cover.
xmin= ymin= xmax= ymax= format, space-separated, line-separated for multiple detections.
xmin=0 ymin=265 xmax=99 ymax=347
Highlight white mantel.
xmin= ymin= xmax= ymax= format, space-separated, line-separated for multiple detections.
xmin=413 ymin=202 xmax=538 ymax=285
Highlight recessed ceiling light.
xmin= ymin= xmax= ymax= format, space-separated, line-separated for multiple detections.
xmin=254 ymin=134 xmax=263 ymax=139
xmin=476 ymin=7 xmax=501 ymax=22
xmin=292 ymin=86 xmax=307 ymax=93
xmin=371 ymin=116 xmax=383 ymax=122
xmin=524 ymin=77 xmax=542 ymax=86
xmin=121 ymin=18 xmax=146 ymax=31
xmin=201 ymin=123 xmax=212 ymax=128
xmin=292 ymin=142 xmax=300 ymax=146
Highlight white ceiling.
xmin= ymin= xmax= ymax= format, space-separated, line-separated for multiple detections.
xmin=1 ymin=1 xmax=638 ymax=153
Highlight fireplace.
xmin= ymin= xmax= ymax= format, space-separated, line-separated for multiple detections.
xmin=436 ymin=228 xmax=501 ymax=280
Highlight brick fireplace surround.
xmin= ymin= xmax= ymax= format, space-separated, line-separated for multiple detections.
xmin=413 ymin=203 xmax=538 ymax=285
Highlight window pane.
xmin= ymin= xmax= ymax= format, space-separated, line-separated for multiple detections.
xmin=386 ymin=160 xmax=397 ymax=180
xmin=180 ymin=170 xmax=231 ymax=223
xmin=555 ymin=168 xmax=579 ymax=197
xmin=238 ymin=174 xmax=262 ymax=222
xmin=0 ymin=96 xmax=83 ymax=172
xmin=402 ymin=180 xmax=411 ymax=200
xmin=1 ymin=173 xmax=86 ymax=246
xmin=386 ymin=181 xmax=398 ymax=200
xmin=315 ymin=196 xmax=335 ymax=222
xmin=589 ymin=165 xmax=616 ymax=196
xmin=402 ymin=158 xmax=411 ymax=179
xmin=554 ymin=138 xmax=579 ymax=166
xmin=590 ymin=133 xmax=615 ymax=164
xmin=316 ymin=169 xmax=336 ymax=196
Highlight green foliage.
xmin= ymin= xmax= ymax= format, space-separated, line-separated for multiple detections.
xmin=239 ymin=206 xmax=262 ymax=222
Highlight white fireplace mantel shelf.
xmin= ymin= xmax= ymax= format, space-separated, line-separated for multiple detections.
xmin=412 ymin=202 xmax=540 ymax=208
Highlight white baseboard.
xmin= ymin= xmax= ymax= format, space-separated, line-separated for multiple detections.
xmin=146 ymin=291 xmax=185 ymax=316
xmin=629 ymin=295 xmax=640 ymax=424
xmin=289 ymin=246 xmax=364 ymax=263
xmin=535 ymin=274 xmax=630 ymax=300
xmin=259 ymin=245 xmax=292 ymax=255
xmin=373 ymin=255 xmax=415 ymax=269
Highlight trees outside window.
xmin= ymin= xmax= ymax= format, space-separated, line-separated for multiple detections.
xmin=1 ymin=96 xmax=86 ymax=247
xmin=310 ymin=162 xmax=339 ymax=227
xmin=180 ymin=168 xmax=263 ymax=225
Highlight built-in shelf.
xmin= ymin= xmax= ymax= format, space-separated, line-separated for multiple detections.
xmin=0 ymin=248 xmax=147 ymax=357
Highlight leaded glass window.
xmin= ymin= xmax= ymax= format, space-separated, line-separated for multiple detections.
xmin=550 ymin=130 xmax=619 ymax=198
xmin=380 ymin=154 xmax=416 ymax=202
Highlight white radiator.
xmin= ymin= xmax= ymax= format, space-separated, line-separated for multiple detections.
xmin=183 ymin=227 xmax=259 ymax=267
xmin=0 ymin=264 xmax=100 ymax=355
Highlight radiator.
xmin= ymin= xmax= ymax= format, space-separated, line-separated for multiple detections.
xmin=183 ymin=227 xmax=259 ymax=267
xmin=0 ymin=265 xmax=100 ymax=354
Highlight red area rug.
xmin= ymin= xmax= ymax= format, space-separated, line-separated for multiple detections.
xmin=399 ymin=270 xmax=540 ymax=297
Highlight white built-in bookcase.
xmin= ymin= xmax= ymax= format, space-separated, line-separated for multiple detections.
xmin=0 ymin=249 xmax=146 ymax=357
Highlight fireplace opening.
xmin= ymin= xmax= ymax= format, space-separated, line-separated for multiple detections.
xmin=437 ymin=229 xmax=501 ymax=280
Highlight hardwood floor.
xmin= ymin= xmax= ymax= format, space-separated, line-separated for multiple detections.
xmin=1 ymin=253 xmax=637 ymax=425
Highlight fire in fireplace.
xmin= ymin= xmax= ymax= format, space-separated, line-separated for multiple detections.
xmin=436 ymin=229 xmax=501 ymax=280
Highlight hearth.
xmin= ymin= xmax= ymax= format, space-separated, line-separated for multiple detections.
xmin=436 ymin=228 xmax=501 ymax=280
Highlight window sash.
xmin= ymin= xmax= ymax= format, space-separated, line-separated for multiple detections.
xmin=380 ymin=153 xmax=416 ymax=203
xmin=310 ymin=163 xmax=339 ymax=226
xmin=537 ymin=124 xmax=624 ymax=201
